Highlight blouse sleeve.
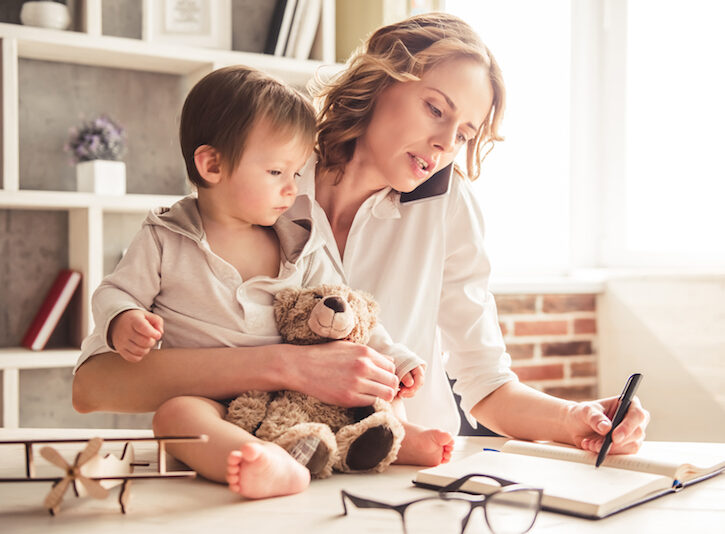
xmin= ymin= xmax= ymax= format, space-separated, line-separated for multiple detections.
xmin=437 ymin=178 xmax=518 ymax=425
xmin=74 ymin=223 xmax=162 ymax=372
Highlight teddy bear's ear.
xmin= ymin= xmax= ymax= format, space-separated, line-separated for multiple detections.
xmin=274 ymin=287 xmax=301 ymax=326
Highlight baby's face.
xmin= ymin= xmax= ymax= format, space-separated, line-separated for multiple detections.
xmin=219 ymin=120 xmax=311 ymax=227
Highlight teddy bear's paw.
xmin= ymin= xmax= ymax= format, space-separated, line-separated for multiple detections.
xmin=335 ymin=412 xmax=405 ymax=473
xmin=345 ymin=425 xmax=394 ymax=471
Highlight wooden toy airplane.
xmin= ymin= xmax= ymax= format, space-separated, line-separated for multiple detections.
xmin=0 ymin=435 xmax=208 ymax=515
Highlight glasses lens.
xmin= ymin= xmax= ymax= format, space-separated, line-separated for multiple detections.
xmin=485 ymin=489 xmax=540 ymax=534
xmin=404 ymin=497 xmax=482 ymax=534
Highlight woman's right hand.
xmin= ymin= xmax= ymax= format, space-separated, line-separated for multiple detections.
xmin=282 ymin=341 xmax=399 ymax=407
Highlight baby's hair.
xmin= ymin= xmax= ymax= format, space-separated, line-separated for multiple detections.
xmin=180 ymin=66 xmax=316 ymax=188
xmin=313 ymin=12 xmax=505 ymax=182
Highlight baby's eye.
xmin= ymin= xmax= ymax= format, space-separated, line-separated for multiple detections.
xmin=294 ymin=172 xmax=302 ymax=179
xmin=427 ymin=102 xmax=442 ymax=118
xmin=268 ymin=169 xmax=282 ymax=176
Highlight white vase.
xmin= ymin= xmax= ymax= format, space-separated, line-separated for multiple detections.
xmin=76 ymin=160 xmax=126 ymax=196
xmin=20 ymin=1 xmax=71 ymax=30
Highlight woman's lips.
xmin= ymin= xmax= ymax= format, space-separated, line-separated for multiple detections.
xmin=408 ymin=153 xmax=432 ymax=179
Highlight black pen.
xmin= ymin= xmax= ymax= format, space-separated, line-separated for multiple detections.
xmin=595 ymin=373 xmax=643 ymax=468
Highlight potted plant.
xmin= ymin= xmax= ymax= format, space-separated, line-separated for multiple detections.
xmin=20 ymin=0 xmax=70 ymax=30
xmin=65 ymin=115 xmax=127 ymax=196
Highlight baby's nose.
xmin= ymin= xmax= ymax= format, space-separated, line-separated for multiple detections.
xmin=323 ymin=296 xmax=346 ymax=313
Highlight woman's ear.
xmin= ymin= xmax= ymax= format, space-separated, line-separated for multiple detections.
xmin=194 ymin=145 xmax=223 ymax=186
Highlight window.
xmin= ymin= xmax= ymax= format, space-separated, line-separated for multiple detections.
xmin=619 ymin=0 xmax=725 ymax=266
xmin=446 ymin=0 xmax=725 ymax=273
xmin=446 ymin=0 xmax=572 ymax=275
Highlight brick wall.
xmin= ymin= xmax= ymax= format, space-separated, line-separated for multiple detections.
xmin=497 ymin=294 xmax=599 ymax=401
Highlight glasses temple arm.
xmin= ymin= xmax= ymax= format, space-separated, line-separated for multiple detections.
xmin=341 ymin=491 xmax=399 ymax=512
xmin=341 ymin=491 xmax=349 ymax=516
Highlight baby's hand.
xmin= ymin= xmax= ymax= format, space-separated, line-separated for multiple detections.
xmin=397 ymin=365 xmax=425 ymax=398
xmin=109 ymin=309 xmax=163 ymax=363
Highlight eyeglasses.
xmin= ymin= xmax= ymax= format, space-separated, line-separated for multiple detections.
xmin=341 ymin=473 xmax=543 ymax=534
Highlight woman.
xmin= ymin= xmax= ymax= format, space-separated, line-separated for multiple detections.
xmin=72 ymin=12 xmax=648 ymax=498
xmin=294 ymin=12 xmax=648 ymax=452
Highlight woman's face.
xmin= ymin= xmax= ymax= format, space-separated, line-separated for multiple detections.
xmin=357 ymin=57 xmax=493 ymax=192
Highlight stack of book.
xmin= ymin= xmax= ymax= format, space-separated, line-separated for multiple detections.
xmin=265 ymin=0 xmax=323 ymax=60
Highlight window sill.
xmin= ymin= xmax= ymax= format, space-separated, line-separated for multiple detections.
xmin=489 ymin=267 xmax=725 ymax=295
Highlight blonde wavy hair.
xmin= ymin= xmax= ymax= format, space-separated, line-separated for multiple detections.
xmin=313 ymin=12 xmax=505 ymax=182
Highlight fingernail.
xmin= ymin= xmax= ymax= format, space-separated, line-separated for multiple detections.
xmin=597 ymin=421 xmax=609 ymax=433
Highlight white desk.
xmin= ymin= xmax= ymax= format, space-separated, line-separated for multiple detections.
xmin=1 ymin=429 xmax=723 ymax=533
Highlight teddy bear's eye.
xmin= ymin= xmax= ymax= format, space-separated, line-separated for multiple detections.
xmin=313 ymin=293 xmax=324 ymax=299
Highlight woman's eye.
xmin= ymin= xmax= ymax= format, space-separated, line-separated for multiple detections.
xmin=427 ymin=102 xmax=442 ymax=117
xmin=456 ymin=133 xmax=468 ymax=144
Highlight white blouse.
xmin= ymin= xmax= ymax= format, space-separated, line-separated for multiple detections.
xmin=288 ymin=158 xmax=518 ymax=434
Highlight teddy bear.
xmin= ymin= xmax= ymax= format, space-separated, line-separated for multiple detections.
xmin=225 ymin=284 xmax=405 ymax=479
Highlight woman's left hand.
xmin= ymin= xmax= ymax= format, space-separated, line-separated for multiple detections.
xmin=564 ymin=395 xmax=650 ymax=455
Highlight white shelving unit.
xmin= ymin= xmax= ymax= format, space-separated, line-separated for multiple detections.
xmin=0 ymin=0 xmax=336 ymax=428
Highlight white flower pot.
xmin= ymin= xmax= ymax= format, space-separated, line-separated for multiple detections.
xmin=20 ymin=1 xmax=71 ymax=30
xmin=76 ymin=160 xmax=126 ymax=196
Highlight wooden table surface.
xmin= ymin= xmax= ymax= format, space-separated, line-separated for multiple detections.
xmin=1 ymin=428 xmax=723 ymax=533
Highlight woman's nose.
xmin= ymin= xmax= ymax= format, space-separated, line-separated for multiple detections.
xmin=432 ymin=124 xmax=456 ymax=154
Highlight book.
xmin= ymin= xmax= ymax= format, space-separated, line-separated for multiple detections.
xmin=266 ymin=0 xmax=298 ymax=57
xmin=285 ymin=0 xmax=322 ymax=60
xmin=21 ymin=269 xmax=82 ymax=351
xmin=414 ymin=439 xmax=725 ymax=519
xmin=265 ymin=0 xmax=288 ymax=55
xmin=283 ymin=0 xmax=308 ymax=58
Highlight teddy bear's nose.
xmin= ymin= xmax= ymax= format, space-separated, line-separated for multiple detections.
xmin=323 ymin=296 xmax=346 ymax=313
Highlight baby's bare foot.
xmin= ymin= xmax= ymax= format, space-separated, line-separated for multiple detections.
xmin=226 ymin=442 xmax=310 ymax=499
xmin=394 ymin=423 xmax=454 ymax=466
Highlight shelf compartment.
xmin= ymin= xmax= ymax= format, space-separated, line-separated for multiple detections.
xmin=0 ymin=208 xmax=73 ymax=345
xmin=18 ymin=57 xmax=190 ymax=194
xmin=1 ymin=349 xmax=79 ymax=429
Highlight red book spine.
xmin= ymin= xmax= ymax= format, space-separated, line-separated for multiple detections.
xmin=21 ymin=270 xmax=82 ymax=351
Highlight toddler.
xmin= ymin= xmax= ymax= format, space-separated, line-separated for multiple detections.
xmin=76 ymin=66 xmax=448 ymax=499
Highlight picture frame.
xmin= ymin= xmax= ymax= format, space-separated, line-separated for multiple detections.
xmin=142 ymin=0 xmax=231 ymax=50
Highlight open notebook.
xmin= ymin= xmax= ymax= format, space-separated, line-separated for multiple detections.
xmin=414 ymin=440 xmax=725 ymax=519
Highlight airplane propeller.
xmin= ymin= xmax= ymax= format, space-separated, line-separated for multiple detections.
xmin=40 ymin=437 xmax=109 ymax=514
